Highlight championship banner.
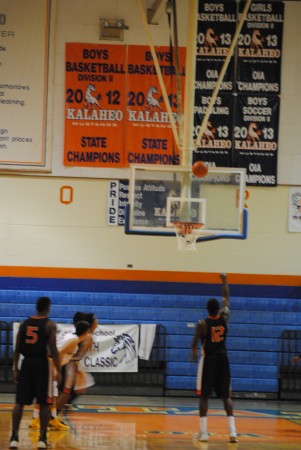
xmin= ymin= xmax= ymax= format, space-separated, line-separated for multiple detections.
xmin=195 ymin=0 xmax=237 ymax=93
xmin=64 ymin=43 xmax=126 ymax=167
xmin=13 ymin=322 xmax=139 ymax=373
xmin=233 ymin=94 xmax=279 ymax=186
xmin=125 ymin=45 xmax=186 ymax=166
xmin=236 ymin=1 xmax=284 ymax=95
xmin=0 ymin=0 xmax=51 ymax=169
xmin=194 ymin=0 xmax=284 ymax=186
xmin=193 ymin=93 xmax=234 ymax=166
xmin=288 ymin=188 xmax=301 ymax=232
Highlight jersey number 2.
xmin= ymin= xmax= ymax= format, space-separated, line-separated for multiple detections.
xmin=211 ymin=326 xmax=225 ymax=343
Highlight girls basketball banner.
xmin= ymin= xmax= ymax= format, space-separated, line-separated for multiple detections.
xmin=236 ymin=1 xmax=284 ymax=94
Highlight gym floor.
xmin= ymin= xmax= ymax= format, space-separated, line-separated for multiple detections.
xmin=0 ymin=394 xmax=300 ymax=449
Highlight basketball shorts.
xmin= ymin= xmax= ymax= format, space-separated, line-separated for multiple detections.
xmin=199 ymin=353 xmax=231 ymax=398
xmin=16 ymin=356 xmax=49 ymax=405
xmin=61 ymin=361 xmax=94 ymax=394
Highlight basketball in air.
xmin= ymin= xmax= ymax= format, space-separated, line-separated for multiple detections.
xmin=192 ymin=160 xmax=209 ymax=178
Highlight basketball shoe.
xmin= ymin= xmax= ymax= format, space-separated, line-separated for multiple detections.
xmin=48 ymin=417 xmax=70 ymax=430
xmin=29 ymin=417 xmax=40 ymax=430
xmin=37 ymin=437 xmax=48 ymax=449
xmin=229 ymin=432 xmax=238 ymax=443
xmin=194 ymin=431 xmax=209 ymax=442
xmin=9 ymin=433 xmax=19 ymax=449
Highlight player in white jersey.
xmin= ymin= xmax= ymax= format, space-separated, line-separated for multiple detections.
xmin=55 ymin=312 xmax=98 ymax=415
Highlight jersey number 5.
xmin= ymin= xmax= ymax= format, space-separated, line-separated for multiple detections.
xmin=25 ymin=326 xmax=39 ymax=344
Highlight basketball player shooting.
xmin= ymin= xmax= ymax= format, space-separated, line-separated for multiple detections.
xmin=191 ymin=273 xmax=238 ymax=443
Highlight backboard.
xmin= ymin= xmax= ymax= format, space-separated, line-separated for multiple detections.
xmin=125 ymin=164 xmax=248 ymax=242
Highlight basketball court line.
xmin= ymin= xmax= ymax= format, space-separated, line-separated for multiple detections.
xmin=1 ymin=400 xmax=301 ymax=449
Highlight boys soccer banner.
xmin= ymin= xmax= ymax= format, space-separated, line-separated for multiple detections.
xmin=64 ymin=44 xmax=185 ymax=168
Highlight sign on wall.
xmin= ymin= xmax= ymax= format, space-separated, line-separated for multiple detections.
xmin=288 ymin=188 xmax=301 ymax=232
xmin=0 ymin=0 xmax=51 ymax=170
xmin=13 ymin=322 xmax=139 ymax=373
xmin=64 ymin=44 xmax=185 ymax=168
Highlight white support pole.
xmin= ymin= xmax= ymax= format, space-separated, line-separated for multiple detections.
xmin=137 ymin=0 xmax=180 ymax=149
xmin=181 ymin=0 xmax=198 ymax=168
xmin=195 ymin=0 xmax=252 ymax=148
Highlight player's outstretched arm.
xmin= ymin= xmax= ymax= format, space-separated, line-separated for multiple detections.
xmin=220 ymin=273 xmax=230 ymax=308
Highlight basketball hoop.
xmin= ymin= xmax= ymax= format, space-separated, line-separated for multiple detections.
xmin=172 ymin=222 xmax=204 ymax=251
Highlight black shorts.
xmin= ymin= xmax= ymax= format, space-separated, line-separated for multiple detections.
xmin=200 ymin=353 xmax=231 ymax=398
xmin=16 ymin=356 xmax=49 ymax=405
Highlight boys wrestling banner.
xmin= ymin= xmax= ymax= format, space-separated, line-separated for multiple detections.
xmin=64 ymin=44 xmax=185 ymax=168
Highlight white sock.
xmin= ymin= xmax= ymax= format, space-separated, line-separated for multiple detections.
xmin=200 ymin=416 xmax=208 ymax=434
xmin=228 ymin=415 xmax=236 ymax=434
xmin=33 ymin=406 xmax=39 ymax=419
xmin=50 ymin=407 xmax=57 ymax=418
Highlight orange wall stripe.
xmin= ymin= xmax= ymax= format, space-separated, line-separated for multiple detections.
xmin=0 ymin=266 xmax=300 ymax=287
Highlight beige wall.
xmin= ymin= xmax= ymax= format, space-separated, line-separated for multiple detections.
xmin=0 ymin=175 xmax=299 ymax=275
xmin=0 ymin=1 xmax=300 ymax=276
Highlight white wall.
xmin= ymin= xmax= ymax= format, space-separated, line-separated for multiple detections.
xmin=0 ymin=0 xmax=300 ymax=277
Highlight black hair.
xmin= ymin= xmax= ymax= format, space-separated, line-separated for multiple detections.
xmin=207 ymin=298 xmax=219 ymax=316
xmin=36 ymin=296 xmax=51 ymax=313
xmin=75 ymin=321 xmax=91 ymax=337
xmin=73 ymin=311 xmax=86 ymax=325
xmin=84 ymin=313 xmax=96 ymax=326
xmin=73 ymin=311 xmax=96 ymax=327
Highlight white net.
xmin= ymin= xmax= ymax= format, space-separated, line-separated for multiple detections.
xmin=172 ymin=222 xmax=204 ymax=252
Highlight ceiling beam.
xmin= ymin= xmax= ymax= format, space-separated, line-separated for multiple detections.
xmin=147 ymin=0 xmax=166 ymax=24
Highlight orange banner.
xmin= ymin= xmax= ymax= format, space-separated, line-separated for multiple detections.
xmin=64 ymin=43 xmax=126 ymax=167
xmin=125 ymin=45 xmax=186 ymax=165
xmin=64 ymin=44 xmax=186 ymax=168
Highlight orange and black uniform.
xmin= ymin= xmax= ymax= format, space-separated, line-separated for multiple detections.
xmin=200 ymin=313 xmax=231 ymax=398
xmin=16 ymin=316 xmax=50 ymax=405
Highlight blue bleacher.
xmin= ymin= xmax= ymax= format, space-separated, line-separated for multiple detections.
xmin=1 ymin=289 xmax=301 ymax=396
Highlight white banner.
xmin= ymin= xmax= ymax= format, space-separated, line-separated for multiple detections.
xmin=13 ymin=322 xmax=139 ymax=373
xmin=288 ymin=188 xmax=301 ymax=232
xmin=0 ymin=0 xmax=51 ymax=169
